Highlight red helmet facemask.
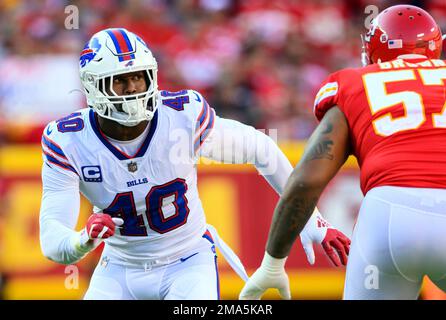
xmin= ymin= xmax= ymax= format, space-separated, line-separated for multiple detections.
xmin=361 ymin=5 xmax=443 ymax=66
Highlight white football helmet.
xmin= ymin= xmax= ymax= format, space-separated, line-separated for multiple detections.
xmin=79 ymin=28 xmax=158 ymax=126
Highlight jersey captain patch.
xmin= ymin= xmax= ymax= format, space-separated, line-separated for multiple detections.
xmin=81 ymin=166 xmax=103 ymax=182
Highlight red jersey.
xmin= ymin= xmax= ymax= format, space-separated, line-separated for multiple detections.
xmin=313 ymin=57 xmax=446 ymax=194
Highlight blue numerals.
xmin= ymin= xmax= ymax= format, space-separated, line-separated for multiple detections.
xmin=161 ymin=90 xmax=190 ymax=111
xmin=146 ymin=178 xmax=189 ymax=234
xmin=56 ymin=112 xmax=84 ymax=133
xmin=104 ymin=179 xmax=190 ymax=236
xmin=104 ymin=192 xmax=147 ymax=236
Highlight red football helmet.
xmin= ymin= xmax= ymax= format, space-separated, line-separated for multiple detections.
xmin=361 ymin=5 xmax=443 ymax=66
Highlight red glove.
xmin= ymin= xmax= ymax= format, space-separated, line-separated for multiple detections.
xmin=85 ymin=214 xmax=116 ymax=240
xmin=321 ymin=228 xmax=351 ymax=267
xmin=300 ymin=209 xmax=351 ymax=267
xmin=75 ymin=215 xmax=124 ymax=256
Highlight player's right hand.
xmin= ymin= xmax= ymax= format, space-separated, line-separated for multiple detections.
xmin=239 ymin=252 xmax=291 ymax=300
xmin=85 ymin=214 xmax=123 ymax=240
xmin=300 ymin=208 xmax=351 ymax=267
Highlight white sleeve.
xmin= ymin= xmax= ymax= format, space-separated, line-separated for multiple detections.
xmin=39 ymin=163 xmax=99 ymax=265
xmin=199 ymin=115 xmax=329 ymax=251
xmin=198 ymin=116 xmax=293 ymax=195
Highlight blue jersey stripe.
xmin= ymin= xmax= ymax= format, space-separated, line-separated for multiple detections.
xmin=202 ymin=108 xmax=215 ymax=138
xmin=197 ymin=100 xmax=209 ymax=129
xmin=194 ymin=108 xmax=215 ymax=152
xmin=43 ymin=151 xmax=77 ymax=174
xmin=42 ymin=135 xmax=67 ymax=159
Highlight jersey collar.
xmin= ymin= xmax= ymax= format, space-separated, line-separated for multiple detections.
xmin=89 ymin=108 xmax=158 ymax=160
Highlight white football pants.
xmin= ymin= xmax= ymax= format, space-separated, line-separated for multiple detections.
xmin=344 ymin=186 xmax=446 ymax=300
xmin=83 ymin=238 xmax=219 ymax=300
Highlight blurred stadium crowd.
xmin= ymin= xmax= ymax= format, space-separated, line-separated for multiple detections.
xmin=0 ymin=0 xmax=445 ymax=143
xmin=0 ymin=0 xmax=446 ymax=300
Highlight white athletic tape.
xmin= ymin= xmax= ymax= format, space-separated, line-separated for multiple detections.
xmin=112 ymin=217 xmax=124 ymax=226
xmin=97 ymin=226 xmax=109 ymax=239
xmin=88 ymin=224 xmax=97 ymax=238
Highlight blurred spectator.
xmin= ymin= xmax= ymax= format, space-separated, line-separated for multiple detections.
xmin=0 ymin=0 xmax=444 ymax=142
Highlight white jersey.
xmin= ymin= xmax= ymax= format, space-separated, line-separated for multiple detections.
xmin=39 ymin=89 xmax=293 ymax=266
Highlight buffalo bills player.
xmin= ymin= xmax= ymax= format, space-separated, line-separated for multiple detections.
xmin=240 ymin=4 xmax=446 ymax=300
xmin=39 ymin=28 xmax=349 ymax=299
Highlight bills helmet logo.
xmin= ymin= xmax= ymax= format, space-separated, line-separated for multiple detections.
xmin=80 ymin=37 xmax=102 ymax=68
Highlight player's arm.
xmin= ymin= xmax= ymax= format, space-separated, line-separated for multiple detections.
xmin=199 ymin=114 xmax=292 ymax=194
xmin=239 ymin=106 xmax=350 ymax=299
xmin=199 ymin=110 xmax=350 ymax=266
xmin=266 ymin=106 xmax=350 ymax=257
xmin=40 ymin=163 xmax=123 ymax=264
xmin=40 ymin=127 xmax=126 ymax=267
xmin=40 ymin=163 xmax=88 ymax=264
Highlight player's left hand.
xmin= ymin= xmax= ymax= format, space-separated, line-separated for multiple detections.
xmin=85 ymin=214 xmax=123 ymax=240
xmin=75 ymin=215 xmax=124 ymax=255
xmin=300 ymin=209 xmax=351 ymax=267
xmin=239 ymin=252 xmax=290 ymax=300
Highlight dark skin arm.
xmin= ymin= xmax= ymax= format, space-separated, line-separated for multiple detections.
xmin=266 ymin=106 xmax=351 ymax=258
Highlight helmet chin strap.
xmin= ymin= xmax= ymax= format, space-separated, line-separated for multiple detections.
xmin=361 ymin=52 xmax=370 ymax=67
xmin=360 ymin=34 xmax=370 ymax=67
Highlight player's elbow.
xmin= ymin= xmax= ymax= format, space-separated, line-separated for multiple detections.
xmin=252 ymin=131 xmax=282 ymax=165
xmin=40 ymin=240 xmax=76 ymax=265
xmin=40 ymin=239 xmax=59 ymax=263
xmin=39 ymin=233 xmax=58 ymax=262
xmin=39 ymin=227 xmax=71 ymax=265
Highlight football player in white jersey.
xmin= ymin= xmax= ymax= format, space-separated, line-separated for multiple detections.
xmin=39 ymin=28 xmax=350 ymax=300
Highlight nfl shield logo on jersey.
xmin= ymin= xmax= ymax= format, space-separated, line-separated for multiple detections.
xmin=128 ymin=161 xmax=138 ymax=172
